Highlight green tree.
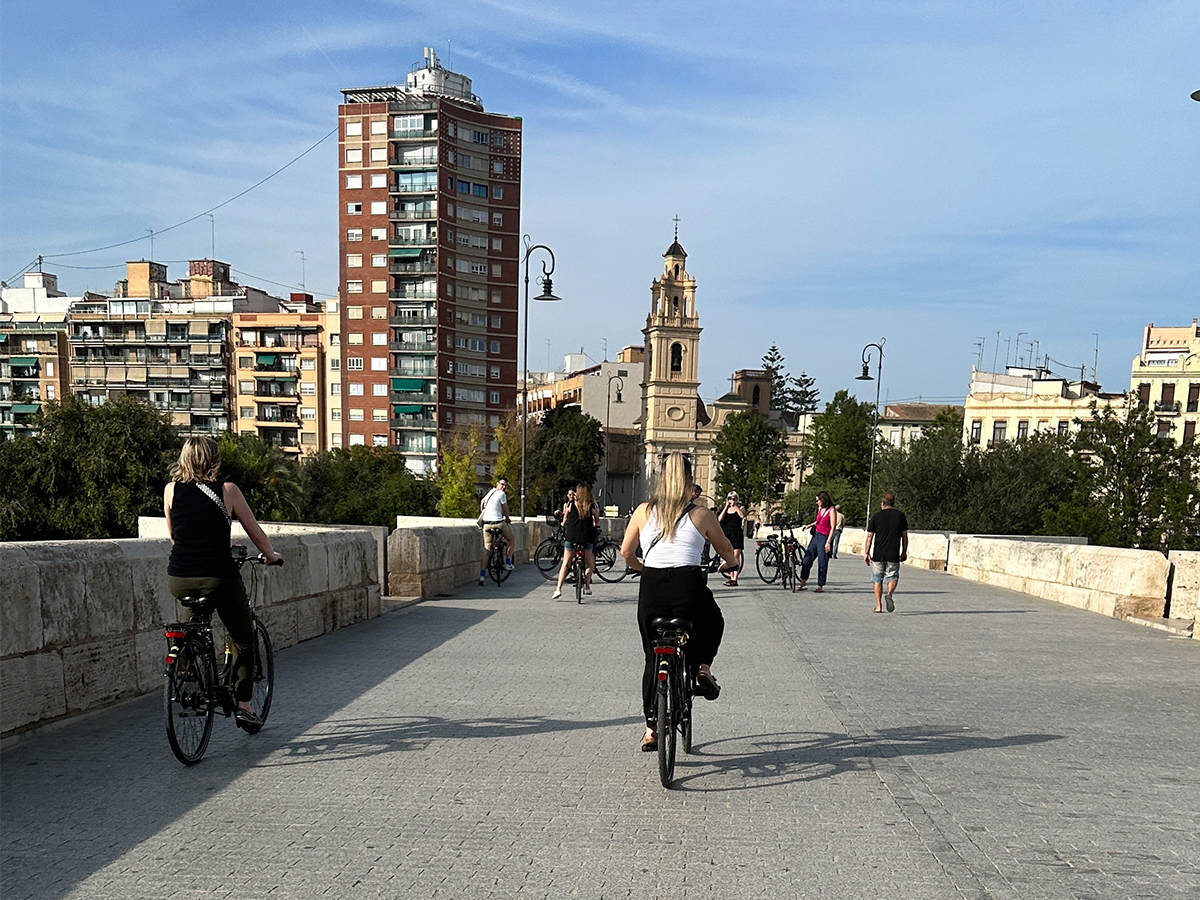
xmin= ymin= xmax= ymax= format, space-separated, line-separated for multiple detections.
xmin=492 ymin=412 xmax=524 ymax=486
xmin=300 ymin=446 xmax=439 ymax=527
xmin=437 ymin=427 xmax=485 ymax=518
xmin=0 ymin=395 xmax=181 ymax=540
xmin=762 ymin=344 xmax=820 ymax=415
xmin=873 ymin=408 xmax=968 ymax=530
xmin=808 ymin=390 xmax=875 ymax=484
xmin=712 ymin=410 xmax=789 ymax=512
xmin=526 ymin=406 xmax=605 ymax=513
xmin=216 ymin=433 xmax=303 ymax=522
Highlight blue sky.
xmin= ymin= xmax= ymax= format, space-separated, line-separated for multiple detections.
xmin=2 ymin=1 xmax=1197 ymax=407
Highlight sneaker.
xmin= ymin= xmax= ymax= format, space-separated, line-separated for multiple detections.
xmin=584 ymin=584 xmax=592 ymax=595
xmin=551 ymin=590 xmax=562 ymax=599
xmin=478 ymin=575 xmax=486 ymax=585
xmin=504 ymin=559 xmax=514 ymax=571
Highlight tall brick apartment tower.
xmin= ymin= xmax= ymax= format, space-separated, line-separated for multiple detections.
xmin=338 ymin=48 xmax=521 ymax=472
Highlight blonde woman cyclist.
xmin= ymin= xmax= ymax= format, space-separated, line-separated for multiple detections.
xmin=620 ymin=453 xmax=738 ymax=751
xmin=553 ymin=483 xmax=600 ymax=599
xmin=163 ymin=437 xmax=282 ymax=729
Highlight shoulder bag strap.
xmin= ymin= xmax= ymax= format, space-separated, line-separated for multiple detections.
xmin=195 ymin=482 xmax=231 ymax=522
xmin=645 ymin=502 xmax=696 ymax=559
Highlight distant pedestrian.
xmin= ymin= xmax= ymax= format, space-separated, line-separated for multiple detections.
xmin=864 ymin=491 xmax=909 ymax=613
xmin=797 ymin=491 xmax=835 ymax=592
xmin=718 ymin=491 xmax=746 ymax=586
xmin=829 ymin=504 xmax=846 ymax=559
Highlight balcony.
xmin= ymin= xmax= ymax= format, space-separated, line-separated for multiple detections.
xmin=389 ymin=365 xmax=437 ymax=378
xmin=389 ymin=260 xmax=437 ymax=275
xmin=388 ymin=314 xmax=437 ymax=327
xmin=389 ymin=340 xmax=436 ymax=353
xmin=387 ymin=129 xmax=437 ymax=140
xmin=389 ymin=288 xmax=437 ymax=300
xmin=387 ymin=155 xmax=438 ymax=168
xmin=254 ymin=387 xmax=299 ymax=400
xmin=389 ymin=235 xmax=437 ymax=248
xmin=388 ymin=182 xmax=438 ymax=194
xmin=1154 ymin=400 xmax=1181 ymax=415
xmin=389 ymin=208 xmax=436 ymax=221
xmin=256 ymin=413 xmax=299 ymax=425
xmin=391 ymin=417 xmax=437 ymax=432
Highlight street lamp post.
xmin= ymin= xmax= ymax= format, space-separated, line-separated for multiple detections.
xmin=604 ymin=374 xmax=624 ymax=510
xmin=520 ymin=237 xmax=561 ymax=521
xmin=855 ymin=338 xmax=886 ymax=527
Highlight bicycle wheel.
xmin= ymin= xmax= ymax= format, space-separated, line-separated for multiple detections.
xmin=575 ymin=557 xmax=584 ymax=602
xmin=755 ymin=543 xmax=781 ymax=584
xmin=780 ymin=552 xmax=793 ymax=590
xmin=165 ymin=639 xmax=215 ymax=765
xmin=681 ymin=668 xmax=694 ymax=755
xmin=656 ymin=669 xmax=677 ymax=788
xmin=487 ymin=546 xmax=506 ymax=585
xmin=534 ymin=539 xmax=562 ymax=580
xmin=239 ymin=619 xmax=274 ymax=735
xmin=593 ymin=540 xmax=626 ymax=583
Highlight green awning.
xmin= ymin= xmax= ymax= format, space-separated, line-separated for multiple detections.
xmin=255 ymin=353 xmax=277 ymax=364
xmin=388 ymin=247 xmax=422 ymax=258
xmin=391 ymin=377 xmax=423 ymax=391
xmin=9 ymin=357 xmax=38 ymax=366
xmin=393 ymin=404 xmax=424 ymax=414
xmin=12 ymin=404 xmax=40 ymax=414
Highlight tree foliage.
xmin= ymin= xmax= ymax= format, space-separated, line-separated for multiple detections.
xmin=436 ymin=427 xmax=485 ymax=518
xmin=712 ymin=410 xmax=789 ymax=513
xmin=300 ymin=446 xmax=440 ymax=527
xmin=808 ymin=390 xmax=875 ymax=484
xmin=0 ymin=396 xmax=180 ymax=540
xmin=762 ymin=344 xmax=819 ymax=415
xmin=217 ymin=433 xmax=303 ymax=522
xmin=526 ymin=406 xmax=605 ymax=514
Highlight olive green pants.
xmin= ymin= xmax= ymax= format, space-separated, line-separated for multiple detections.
xmin=169 ymin=575 xmax=255 ymax=702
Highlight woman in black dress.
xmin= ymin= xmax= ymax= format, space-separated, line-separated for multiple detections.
xmin=718 ymin=491 xmax=746 ymax=586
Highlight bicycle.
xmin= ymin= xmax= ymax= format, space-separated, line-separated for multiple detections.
xmin=754 ymin=532 xmax=782 ymax=583
xmin=571 ymin=549 xmax=589 ymax=602
xmin=592 ymin=533 xmax=627 ymax=583
xmin=163 ymin=548 xmax=281 ymax=766
xmin=778 ymin=523 xmax=803 ymax=591
xmin=534 ymin=517 xmax=565 ymax=581
xmin=648 ymin=616 xmax=696 ymax=789
xmin=485 ymin=526 xmax=513 ymax=585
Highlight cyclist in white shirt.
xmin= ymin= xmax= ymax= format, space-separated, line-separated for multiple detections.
xmin=479 ymin=477 xmax=515 ymax=584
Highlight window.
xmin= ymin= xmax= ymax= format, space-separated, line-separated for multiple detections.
xmin=372 ymin=434 xmax=388 ymax=446
xmin=394 ymin=114 xmax=423 ymax=132
xmin=670 ymin=343 xmax=683 ymax=372
xmin=331 ymin=383 xmax=341 ymax=395
xmin=491 ymin=316 xmax=501 ymax=328
xmin=239 ymin=381 xmax=254 ymax=392
xmin=991 ymin=421 xmax=1007 ymax=443
xmin=370 ymin=173 xmax=387 ymax=189
xmin=492 ymin=160 xmax=503 ymax=174
xmin=347 ymin=306 xmax=364 ymax=319
xmin=239 ymin=356 xmax=252 ymax=369
xmin=348 ymin=333 xmax=363 ymax=345
xmin=492 ymin=186 xmax=503 ymax=200
xmin=492 ymin=212 xmax=502 ymax=226
xmin=300 ymin=382 xmax=315 ymax=395
xmin=330 ymin=358 xmax=340 ymax=369
xmin=371 ymin=332 xmax=387 ymax=345
xmin=371 ymin=358 xmax=387 ymax=371
xmin=371 ymin=254 xmax=387 ymax=267
xmin=969 ymin=420 xmax=981 ymax=445
xmin=347 ymin=281 xmax=363 ymax=293
xmin=346 ymin=174 xmax=362 ymax=189
xmin=349 ymin=383 xmax=364 ymax=396
xmin=301 ymin=433 xmax=316 ymax=445
xmin=490 ymin=341 xmax=500 ymax=354
xmin=1017 ymin=420 xmax=1029 ymax=440
xmin=492 ymin=237 xmax=502 ymax=251
xmin=332 ymin=432 xmax=342 ymax=444
xmin=370 ymin=119 xmax=387 ymax=135
xmin=472 ymin=130 xmax=488 ymax=144
xmin=345 ymin=149 xmax=362 ymax=163
xmin=1057 ymin=421 xmax=1070 ymax=436
xmin=369 ymin=147 xmax=386 ymax=163
xmin=240 ymin=407 xmax=253 ymax=419
xmin=490 ymin=366 xmax=500 ymax=379
xmin=301 ymin=407 xmax=316 ymax=420
xmin=346 ymin=228 xmax=362 ymax=242
xmin=350 ymin=410 xmax=364 ymax=423
xmin=491 ymin=290 xmax=502 ymax=304
xmin=350 ymin=432 xmax=365 ymax=443
xmin=372 ymin=383 xmax=387 ymax=396
xmin=370 ymin=201 xmax=386 ymax=215
xmin=491 ymin=263 xmax=501 ymax=277
xmin=346 ymin=254 xmax=362 ymax=268
xmin=489 ymin=391 xmax=499 ymax=404
xmin=373 ymin=409 xmax=388 ymax=422
xmin=370 ymin=227 xmax=386 ymax=241
xmin=457 ymin=180 xmax=470 ymax=193
xmin=346 ymin=202 xmax=362 ymax=215
xmin=345 ymin=121 xmax=362 ymax=136
xmin=346 ymin=357 xmax=364 ymax=370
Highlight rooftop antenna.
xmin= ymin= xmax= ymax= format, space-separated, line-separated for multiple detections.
xmin=1032 ymin=339 xmax=1041 ymax=368
xmin=1015 ymin=331 xmax=1027 ymax=366
xmin=602 ymin=337 xmax=608 ymax=361
xmin=146 ymin=229 xmax=155 ymax=261
xmin=295 ymin=250 xmax=306 ymax=292
xmin=1091 ymin=333 xmax=1099 ymax=381
xmin=973 ymin=336 xmax=985 ymax=368
xmin=992 ymin=330 xmax=1000 ymax=374
xmin=1003 ymin=335 xmax=1012 ymax=368
xmin=206 ymin=214 xmax=215 ymax=260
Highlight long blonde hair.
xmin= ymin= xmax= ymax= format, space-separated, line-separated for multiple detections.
xmin=171 ymin=436 xmax=222 ymax=484
xmin=647 ymin=452 xmax=693 ymax=540
xmin=575 ymin=483 xmax=594 ymax=516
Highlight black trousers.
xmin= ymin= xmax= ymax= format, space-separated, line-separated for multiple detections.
xmin=636 ymin=566 xmax=724 ymax=727
xmin=169 ymin=575 xmax=255 ymax=702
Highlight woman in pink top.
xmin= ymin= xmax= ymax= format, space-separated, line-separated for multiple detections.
xmin=798 ymin=491 xmax=835 ymax=592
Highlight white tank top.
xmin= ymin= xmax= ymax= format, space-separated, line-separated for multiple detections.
xmin=641 ymin=506 xmax=706 ymax=567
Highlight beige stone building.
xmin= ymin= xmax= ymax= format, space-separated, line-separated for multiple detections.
xmin=962 ymin=365 xmax=1125 ymax=447
xmin=878 ymin=402 xmax=961 ymax=448
xmin=1130 ymin=319 xmax=1199 ymax=445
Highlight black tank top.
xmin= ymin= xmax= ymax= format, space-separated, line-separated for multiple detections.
xmin=168 ymin=481 xmax=237 ymax=578
xmin=564 ymin=501 xmax=596 ymax=545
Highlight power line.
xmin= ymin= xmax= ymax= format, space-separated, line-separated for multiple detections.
xmin=230 ymin=267 xmax=335 ymax=300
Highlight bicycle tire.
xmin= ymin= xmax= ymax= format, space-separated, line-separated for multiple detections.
xmin=593 ymin=540 xmax=626 ymax=583
xmin=165 ymin=639 xmax=215 ymax=766
xmin=657 ymin=670 xmax=677 ymax=788
xmin=574 ymin=555 xmax=584 ymax=602
xmin=239 ymin=619 xmax=274 ymax=735
xmin=780 ymin=552 xmax=793 ymax=590
xmin=681 ymin=671 xmax=693 ymax=755
xmin=487 ymin=546 xmax=507 ymax=585
xmin=534 ymin=539 xmax=562 ymax=580
xmin=755 ymin=543 xmax=781 ymax=584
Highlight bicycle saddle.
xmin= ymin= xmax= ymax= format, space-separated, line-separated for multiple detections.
xmin=649 ymin=616 xmax=693 ymax=636
xmin=178 ymin=594 xmax=219 ymax=614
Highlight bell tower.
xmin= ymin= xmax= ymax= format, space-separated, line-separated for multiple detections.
xmin=641 ymin=223 xmax=703 ymax=481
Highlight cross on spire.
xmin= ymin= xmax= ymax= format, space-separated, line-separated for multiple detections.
xmin=673 ymin=215 xmax=680 ymax=241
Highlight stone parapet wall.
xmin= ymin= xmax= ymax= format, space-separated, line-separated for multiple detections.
xmin=838 ymin=528 xmax=949 ymax=570
xmin=1167 ymin=550 xmax=1200 ymax=630
xmin=388 ymin=517 xmax=554 ymax=598
xmin=1 ymin=529 xmax=381 ymax=739
xmin=949 ymin=536 xmax=1169 ymax=620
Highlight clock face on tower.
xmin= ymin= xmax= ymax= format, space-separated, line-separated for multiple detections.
xmin=666 ymin=406 xmax=685 ymax=421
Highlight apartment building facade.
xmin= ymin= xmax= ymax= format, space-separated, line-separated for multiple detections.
xmin=338 ymin=47 xmax=521 ymax=472
xmin=1130 ymin=319 xmax=1200 ymax=445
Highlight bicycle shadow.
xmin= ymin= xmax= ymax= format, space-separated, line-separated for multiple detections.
xmin=669 ymin=725 xmax=1061 ymax=792
xmin=263 ymin=713 xmax=644 ymax=765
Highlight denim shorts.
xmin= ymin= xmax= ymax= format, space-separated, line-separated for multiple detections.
xmin=563 ymin=540 xmax=593 ymax=551
xmin=871 ymin=560 xmax=901 ymax=584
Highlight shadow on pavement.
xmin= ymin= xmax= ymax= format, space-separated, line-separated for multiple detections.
xmin=262 ymin=713 xmax=644 ymax=765
xmin=0 ymin=603 xmax=494 ymax=900
xmin=897 ymin=609 xmax=1033 ymax=616
xmin=671 ymin=725 xmax=1062 ymax=792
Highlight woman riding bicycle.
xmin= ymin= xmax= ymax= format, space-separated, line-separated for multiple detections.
xmin=620 ymin=453 xmax=738 ymax=751
xmin=163 ymin=437 xmax=282 ymax=730
xmin=552 ymin=483 xmax=599 ymax=599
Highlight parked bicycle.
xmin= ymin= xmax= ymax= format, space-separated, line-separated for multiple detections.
xmin=163 ymin=547 xmax=280 ymax=765
xmin=648 ymin=616 xmax=696 ymax=789
xmin=485 ymin=526 xmax=513 ymax=585
xmin=534 ymin=516 xmax=565 ymax=581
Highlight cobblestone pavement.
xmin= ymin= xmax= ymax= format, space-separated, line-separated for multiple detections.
xmin=3 ymin=557 xmax=1198 ymax=899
